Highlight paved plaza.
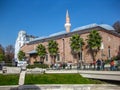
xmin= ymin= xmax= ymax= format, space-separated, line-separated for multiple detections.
xmin=0 ymin=84 xmax=120 ymax=90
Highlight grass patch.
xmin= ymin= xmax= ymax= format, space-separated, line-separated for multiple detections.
xmin=25 ymin=73 xmax=104 ymax=84
xmin=0 ymin=74 xmax=19 ymax=85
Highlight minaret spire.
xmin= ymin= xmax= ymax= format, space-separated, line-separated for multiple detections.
xmin=65 ymin=10 xmax=71 ymax=33
xmin=66 ymin=10 xmax=69 ymax=18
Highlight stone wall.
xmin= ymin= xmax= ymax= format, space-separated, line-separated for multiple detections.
xmin=2 ymin=66 xmax=21 ymax=74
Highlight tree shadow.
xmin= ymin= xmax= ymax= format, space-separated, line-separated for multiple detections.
xmin=86 ymin=45 xmax=94 ymax=61
xmin=10 ymin=85 xmax=41 ymax=90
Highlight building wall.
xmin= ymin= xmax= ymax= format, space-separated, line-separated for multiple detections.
xmin=99 ymin=30 xmax=120 ymax=60
xmin=21 ymin=29 xmax=120 ymax=65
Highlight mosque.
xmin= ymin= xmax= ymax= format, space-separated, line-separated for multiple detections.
xmin=15 ymin=10 xmax=120 ymax=66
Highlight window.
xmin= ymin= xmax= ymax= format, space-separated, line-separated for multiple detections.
xmin=19 ymin=37 xmax=21 ymax=41
xmin=46 ymin=54 xmax=48 ymax=61
xmin=108 ymin=46 xmax=111 ymax=60
xmin=56 ymin=54 xmax=60 ymax=61
xmin=19 ymin=43 xmax=21 ymax=47
xmin=62 ymin=38 xmax=65 ymax=60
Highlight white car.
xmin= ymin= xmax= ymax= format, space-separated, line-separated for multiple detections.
xmin=17 ymin=61 xmax=27 ymax=67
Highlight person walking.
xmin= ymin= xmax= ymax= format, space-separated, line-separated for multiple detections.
xmin=110 ymin=60 xmax=115 ymax=71
xmin=96 ymin=59 xmax=101 ymax=70
xmin=101 ymin=60 xmax=105 ymax=70
xmin=93 ymin=60 xmax=96 ymax=70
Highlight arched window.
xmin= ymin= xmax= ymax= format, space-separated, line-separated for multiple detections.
xmin=56 ymin=54 xmax=60 ymax=61
xmin=62 ymin=38 xmax=65 ymax=61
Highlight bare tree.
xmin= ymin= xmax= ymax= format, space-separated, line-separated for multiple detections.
xmin=0 ymin=44 xmax=5 ymax=54
xmin=5 ymin=45 xmax=14 ymax=62
xmin=0 ymin=44 xmax=5 ymax=62
xmin=113 ymin=21 xmax=120 ymax=33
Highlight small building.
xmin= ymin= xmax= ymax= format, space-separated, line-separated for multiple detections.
xmin=15 ymin=30 xmax=37 ymax=61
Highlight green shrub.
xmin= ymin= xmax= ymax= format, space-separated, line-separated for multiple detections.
xmin=27 ymin=63 xmax=49 ymax=69
xmin=5 ymin=63 xmax=13 ymax=67
xmin=34 ymin=61 xmax=39 ymax=64
xmin=26 ymin=65 xmax=35 ymax=68
xmin=105 ymin=56 xmax=120 ymax=65
xmin=105 ymin=59 xmax=110 ymax=64
xmin=112 ymin=56 xmax=120 ymax=60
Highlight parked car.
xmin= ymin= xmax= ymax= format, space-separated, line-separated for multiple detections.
xmin=17 ymin=61 xmax=27 ymax=67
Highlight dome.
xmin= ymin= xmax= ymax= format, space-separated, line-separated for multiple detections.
xmin=98 ymin=24 xmax=115 ymax=30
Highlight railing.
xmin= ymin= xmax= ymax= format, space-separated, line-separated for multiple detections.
xmin=0 ymin=63 xmax=120 ymax=71
xmin=48 ymin=64 xmax=120 ymax=71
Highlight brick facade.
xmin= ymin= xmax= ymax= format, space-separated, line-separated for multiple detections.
xmin=21 ymin=27 xmax=120 ymax=65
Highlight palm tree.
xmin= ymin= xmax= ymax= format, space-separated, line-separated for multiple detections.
xmin=70 ymin=34 xmax=84 ymax=67
xmin=48 ymin=40 xmax=58 ymax=64
xmin=17 ymin=50 xmax=25 ymax=61
xmin=87 ymin=30 xmax=102 ymax=61
xmin=36 ymin=44 xmax=47 ymax=64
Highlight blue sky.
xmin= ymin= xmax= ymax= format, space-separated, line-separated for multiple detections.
xmin=0 ymin=0 xmax=120 ymax=47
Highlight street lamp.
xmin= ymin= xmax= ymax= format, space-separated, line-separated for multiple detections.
xmin=108 ymin=36 xmax=111 ymax=60
xmin=79 ymin=42 xmax=82 ymax=69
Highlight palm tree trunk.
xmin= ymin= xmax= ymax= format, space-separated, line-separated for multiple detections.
xmin=52 ymin=56 xmax=56 ymax=64
xmin=77 ymin=53 xmax=79 ymax=68
xmin=43 ymin=57 xmax=45 ymax=64
xmin=54 ymin=56 xmax=56 ymax=64
xmin=91 ymin=49 xmax=96 ymax=61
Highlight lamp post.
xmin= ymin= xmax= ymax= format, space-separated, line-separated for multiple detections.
xmin=79 ymin=42 xmax=82 ymax=69
xmin=108 ymin=37 xmax=111 ymax=60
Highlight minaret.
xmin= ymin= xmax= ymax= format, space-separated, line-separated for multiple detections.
xmin=64 ymin=10 xmax=71 ymax=33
